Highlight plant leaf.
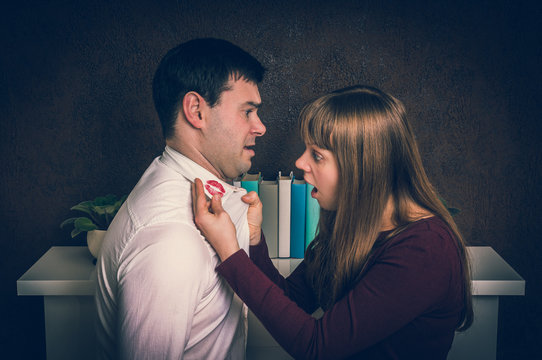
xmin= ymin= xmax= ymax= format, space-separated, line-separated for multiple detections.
xmin=438 ymin=195 xmax=461 ymax=217
xmin=94 ymin=194 xmax=117 ymax=206
xmin=70 ymin=228 xmax=82 ymax=238
xmin=438 ymin=196 xmax=448 ymax=208
xmin=74 ymin=217 xmax=98 ymax=231
xmin=60 ymin=217 xmax=77 ymax=228
xmin=93 ymin=205 xmax=107 ymax=215
xmin=103 ymin=204 xmax=118 ymax=214
xmin=61 ymin=194 xmax=127 ymax=234
xmin=447 ymin=207 xmax=461 ymax=216
xmin=71 ymin=201 xmax=95 ymax=216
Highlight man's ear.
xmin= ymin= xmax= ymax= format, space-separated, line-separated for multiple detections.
xmin=182 ymin=91 xmax=207 ymax=129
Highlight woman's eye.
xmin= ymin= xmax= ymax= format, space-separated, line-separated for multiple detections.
xmin=312 ymin=151 xmax=323 ymax=162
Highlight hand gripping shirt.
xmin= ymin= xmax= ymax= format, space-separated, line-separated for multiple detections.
xmin=95 ymin=146 xmax=250 ymax=360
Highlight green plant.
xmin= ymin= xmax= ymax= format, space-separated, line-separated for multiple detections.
xmin=439 ymin=196 xmax=460 ymax=216
xmin=60 ymin=194 xmax=127 ymax=238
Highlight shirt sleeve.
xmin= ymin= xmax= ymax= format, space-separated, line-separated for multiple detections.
xmin=217 ymin=230 xmax=457 ymax=360
xmin=117 ymin=223 xmax=211 ymax=360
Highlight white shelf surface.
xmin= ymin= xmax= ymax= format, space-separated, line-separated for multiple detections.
xmin=468 ymin=246 xmax=524 ymax=296
xmin=16 ymin=245 xmax=525 ymax=360
xmin=17 ymin=246 xmax=96 ymax=296
xmin=17 ymin=246 xmax=524 ymax=297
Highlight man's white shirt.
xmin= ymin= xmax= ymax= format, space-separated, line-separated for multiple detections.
xmin=95 ymin=146 xmax=250 ymax=359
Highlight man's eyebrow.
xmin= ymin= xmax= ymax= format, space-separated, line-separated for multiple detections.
xmin=245 ymin=101 xmax=262 ymax=108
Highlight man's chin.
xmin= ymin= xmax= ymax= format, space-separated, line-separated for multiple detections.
xmin=223 ymin=165 xmax=251 ymax=181
xmin=237 ymin=162 xmax=253 ymax=177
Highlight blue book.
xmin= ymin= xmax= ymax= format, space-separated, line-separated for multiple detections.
xmin=241 ymin=172 xmax=261 ymax=195
xmin=305 ymin=184 xmax=320 ymax=250
xmin=290 ymin=178 xmax=306 ymax=258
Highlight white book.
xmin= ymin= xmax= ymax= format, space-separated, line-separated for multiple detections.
xmin=277 ymin=171 xmax=293 ymax=258
xmin=259 ymin=179 xmax=278 ymax=258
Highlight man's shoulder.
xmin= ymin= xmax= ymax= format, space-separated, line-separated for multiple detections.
xmin=127 ymin=159 xmax=194 ymax=227
xmin=132 ymin=156 xmax=190 ymax=197
xmin=136 ymin=222 xmax=212 ymax=257
xmin=118 ymin=221 xmax=217 ymax=275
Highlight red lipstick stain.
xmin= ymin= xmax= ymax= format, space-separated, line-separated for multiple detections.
xmin=205 ymin=180 xmax=225 ymax=197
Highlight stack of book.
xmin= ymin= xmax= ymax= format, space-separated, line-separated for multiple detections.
xmin=234 ymin=172 xmax=320 ymax=258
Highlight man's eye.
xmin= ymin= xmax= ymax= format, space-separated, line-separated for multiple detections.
xmin=245 ymin=110 xmax=253 ymax=117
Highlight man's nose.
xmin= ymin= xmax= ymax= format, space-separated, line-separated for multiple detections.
xmin=252 ymin=115 xmax=266 ymax=136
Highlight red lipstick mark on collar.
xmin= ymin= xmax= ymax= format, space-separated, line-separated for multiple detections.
xmin=205 ymin=180 xmax=225 ymax=197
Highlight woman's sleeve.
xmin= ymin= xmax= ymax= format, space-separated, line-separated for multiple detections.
xmin=216 ymin=231 xmax=458 ymax=360
xmin=248 ymin=233 xmax=284 ymax=284
xmin=249 ymin=233 xmax=319 ymax=314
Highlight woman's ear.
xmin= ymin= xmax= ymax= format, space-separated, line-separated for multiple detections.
xmin=182 ymin=91 xmax=207 ymax=129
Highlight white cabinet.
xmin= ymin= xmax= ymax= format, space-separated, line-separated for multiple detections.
xmin=17 ymin=246 xmax=524 ymax=360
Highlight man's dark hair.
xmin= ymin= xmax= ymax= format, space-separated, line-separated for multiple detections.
xmin=152 ymin=38 xmax=266 ymax=139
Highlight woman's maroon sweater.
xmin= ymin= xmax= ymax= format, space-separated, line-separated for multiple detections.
xmin=216 ymin=217 xmax=466 ymax=359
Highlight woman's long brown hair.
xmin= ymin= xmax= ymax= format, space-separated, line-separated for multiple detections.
xmin=301 ymin=85 xmax=473 ymax=331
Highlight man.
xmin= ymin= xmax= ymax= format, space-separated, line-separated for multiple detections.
xmin=95 ymin=38 xmax=266 ymax=359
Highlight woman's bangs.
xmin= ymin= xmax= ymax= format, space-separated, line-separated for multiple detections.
xmin=299 ymin=100 xmax=335 ymax=150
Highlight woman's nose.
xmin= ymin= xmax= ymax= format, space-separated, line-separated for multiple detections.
xmin=295 ymin=152 xmax=308 ymax=172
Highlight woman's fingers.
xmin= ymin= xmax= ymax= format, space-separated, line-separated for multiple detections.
xmin=241 ymin=190 xmax=261 ymax=207
xmin=191 ymin=178 xmax=240 ymax=261
xmin=192 ymin=178 xmax=210 ymax=222
xmin=241 ymin=191 xmax=263 ymax=245
xmin=210 ymin=192 xmax=225 ymax=215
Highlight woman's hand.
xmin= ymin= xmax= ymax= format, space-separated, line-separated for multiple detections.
xmin=241 ymin=191 xmax=263 ymax=246
xmin=192 ymin=178 xmax=240 ymax=261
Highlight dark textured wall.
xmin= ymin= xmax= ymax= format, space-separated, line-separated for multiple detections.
xmin=2 ymin=0 xmax=540 ymax=358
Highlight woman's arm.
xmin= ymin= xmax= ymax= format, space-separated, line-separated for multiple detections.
xmin=248 ymin=233 xmax=284 ymax=284
xmin=192 ymin=178 xmax=317 ymax=313
xmin=250 ymin=237 xmax=319 ymax=314
xmin=217 ymin=232 xmax=460 ymax=360
xmin=192 ymin=179 xmax=459 ymax=359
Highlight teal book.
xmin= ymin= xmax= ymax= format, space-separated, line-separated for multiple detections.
xmin=241 ymin=172 xmax=261 ymax=195
xmin=305 ymin=184 xmax=320 ymax=250
xmin=290 ymin=178 xmax=306 ymax=258
xmin=277 ymin=171 xmax=293 ymax=258
xmin=259 ymin=179 xmax=278 ymax=258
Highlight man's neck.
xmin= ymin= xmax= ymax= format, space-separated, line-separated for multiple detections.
xmin=165 ymin=138 xmax=229 ymax=182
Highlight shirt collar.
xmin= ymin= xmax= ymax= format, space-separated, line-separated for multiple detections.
xmin=159 ymin=146 xmax=245 ymax=201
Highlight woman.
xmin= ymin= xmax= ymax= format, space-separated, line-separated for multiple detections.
xmin=192 ymin=85 xmax=473 ymax=359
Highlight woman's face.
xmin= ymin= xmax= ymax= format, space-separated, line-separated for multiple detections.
xmin=295 ymin=143 xmax=339 ymax=211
